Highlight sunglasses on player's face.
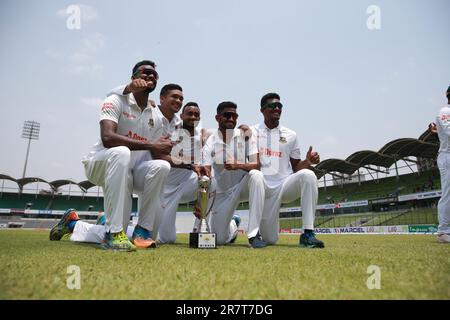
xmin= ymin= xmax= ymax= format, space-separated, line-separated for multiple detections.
xmin=221 ymin=111 xmax=239 ymax=120
xmin=134 ymin=66 xmax=159 ymax=80
xmin=263 ymin=102 xmax=283 ymax=110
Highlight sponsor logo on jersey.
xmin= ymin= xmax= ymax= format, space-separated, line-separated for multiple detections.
xmin=122 ymin=111 xmax=136 ymax=119
xmin=279 ymin=136 xmax=287 ymax=143
xmin=148 ymin=118 xmax=154 ymax=128
xmin=259 ymin=147 xmax=282 ymax=158
xmin=441 ymin=114 xmax=450 ymax=123
xmin=127 ymin=131 xmax=147 ymax=142
xmin=101 ymin=103 xmax=114 ymax=111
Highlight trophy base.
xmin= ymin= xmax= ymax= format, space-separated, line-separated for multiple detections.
xmin=189 ymin=232 xmax=217 ymax=249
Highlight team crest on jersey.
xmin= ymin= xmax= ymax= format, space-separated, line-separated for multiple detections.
xmin=279 ymin=136 xmax=287 ymax=143
xmin=148 ymin=118 xmax=154 ymax=128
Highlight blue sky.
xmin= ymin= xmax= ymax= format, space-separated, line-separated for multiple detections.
xmin=0 ymin=0 xmax=449 ymax=188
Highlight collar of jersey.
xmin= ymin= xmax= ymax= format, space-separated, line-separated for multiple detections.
xmin=259 ymin=122 xmax=282 ymax=132
xmin=212 ymin=128 xmax=242 ymax=145
xmin=126 ymin=94 xmax=154 ymax=113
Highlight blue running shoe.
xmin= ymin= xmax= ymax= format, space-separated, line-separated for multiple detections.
xmin=299 ymin=231 xmax=325 ymax=248
xmin=132 ymin=225 xmax=157 ymax=249
xmin=49 ymin=208 xmax=79 ymax=241
xmin=248 ymin=232 xmax=266 ymax=249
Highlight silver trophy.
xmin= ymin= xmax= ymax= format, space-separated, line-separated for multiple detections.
xmin=189 ymin=176 xmax=217 ymax=248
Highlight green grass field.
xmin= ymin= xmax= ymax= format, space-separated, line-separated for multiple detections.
xmin=1 ymin=229 xmax=449 ymax=300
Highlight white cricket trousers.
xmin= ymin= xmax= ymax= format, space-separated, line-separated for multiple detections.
xmin=210 ymin=169 xmax=265 ymax=245
xmin=259 ymin=169 xmax=318 ymax=245
xmin=70 ymin=221 xmax=135 ymax=244
xmin=156 ymin=169 xmax=199 ymax=243
xmin=83 ymin=146 xmax=170 ymax=233
xmin=437 ymin=152 xmax=450 ymax=234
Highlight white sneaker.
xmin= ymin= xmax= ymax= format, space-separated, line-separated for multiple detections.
xmin=437 ymin=234 xmax=450 ymax=243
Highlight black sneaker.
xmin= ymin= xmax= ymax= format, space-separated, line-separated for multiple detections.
xmin=248 ymin=232 xmax=266 ymax=249
xmin=299 ymin=231 xmax=325 ymax=248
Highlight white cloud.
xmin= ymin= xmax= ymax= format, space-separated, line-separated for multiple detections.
xmin=63 ymin=32 xmax=106 ymax=76
xmin=81 ymin=32 xmax=105 ymax=53
xmin=80 ymin=97 xmax=103 ymax=108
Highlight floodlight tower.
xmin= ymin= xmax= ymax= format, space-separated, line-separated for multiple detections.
xmin=21 ymin=120 xmax=40 ymax=179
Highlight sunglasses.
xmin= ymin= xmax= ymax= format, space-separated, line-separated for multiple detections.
xmin=134 ymin=66 xmax=159 ymax=80
xmin=263 ymin=102 xmax=283 ymax=110
xmin=221 ymin=111 xmax=239 ymax=120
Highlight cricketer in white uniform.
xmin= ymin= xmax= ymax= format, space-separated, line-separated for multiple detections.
xmin=431 ymin=86 xmax=450 ymax=243
xmin=71 ymin=60 xmax=173 ymax=251
xmin=152 ymin=101 xmax=209 ymax=243
xmin=203 ymin=101 xmax=266 ymax=248
xmin=70 ymin=86 xmax=213 ymax=245
xmin=250 ymin=92 xmax=324 ymax=248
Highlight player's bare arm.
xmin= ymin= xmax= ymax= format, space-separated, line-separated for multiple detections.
xmin=291 ymin=146 xmax=320 ymax=172
xmin=101 ymin=120 xmax=172 ymax=154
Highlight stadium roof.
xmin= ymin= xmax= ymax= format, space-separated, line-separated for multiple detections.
xmin=311 ymin=132 xmax=439 ymax=177
xmin=418 ymin=128 xmax=439 ymax=145
xmin=16 ymin=177 xmax=52 ymax=188
xmin=315 ymin=159 xmax=360 ymax=178
xmin=378 ymin=138 xmax=438 ymax=159
xmin=0 ymin=175 xmax=96 ymax=193
xmin=49 ymin=179 xmax=86 ymax=192
xmin=0 ymin=174 xmax=17 ymax=183
xmin=78 ymin=180 xmax=96 ymax=192
xmin=345 ymin=150 xmax=396 ymax=168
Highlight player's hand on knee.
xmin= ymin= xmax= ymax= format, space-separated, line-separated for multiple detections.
xmin=151 ymin=135 xmax=173 ymax=155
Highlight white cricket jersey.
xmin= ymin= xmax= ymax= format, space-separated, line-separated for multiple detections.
xmin=107 ymin=84 xmax=183 ymax=156
xmin=436 ymin=106 xmax=450 ymax=154
xmin=202 ymin=129 xmax=258 ymax=193
xmin=251 ymin=122 xmax=301 ymax=188
xmin=170 ymin=127 xmax=203 ymax=165
xmin=82 ymin=93 xmax=154 ymax=165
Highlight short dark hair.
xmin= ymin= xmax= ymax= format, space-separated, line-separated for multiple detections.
xmin=182 ymin=102 xmax=199 ymax=113
xmin=216 ymin=101 xmax=237 ymax=115
xmin=260 ymin=93 xmax=280 ymax=108
xmin=160 ymin=84 xmax=183 ymax=97
xmin=132 ymin=60 xmax=156 ymax=76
